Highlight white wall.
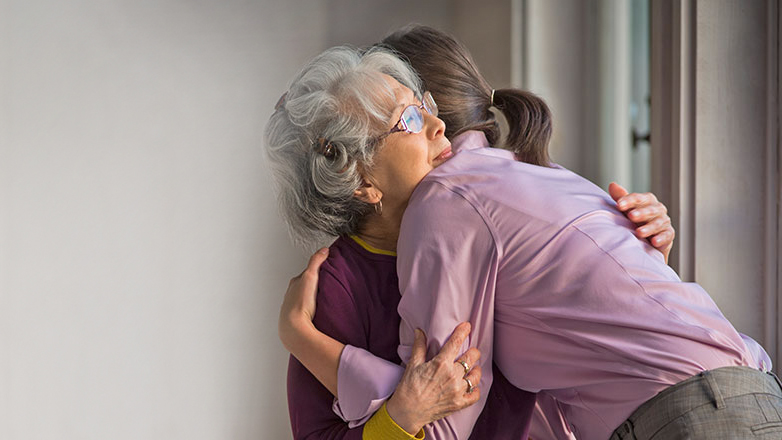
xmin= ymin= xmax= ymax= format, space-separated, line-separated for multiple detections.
xmin=0 ymin=1 xmax=327 ymax=438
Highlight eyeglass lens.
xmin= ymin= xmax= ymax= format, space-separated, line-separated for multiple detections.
xmin=422 ymin=92 xmax=438 ymax=117
xmin=399 ymin=92 xmax=438 ymax=134
xmin=400 ymin=106 xmax=424 ymax=133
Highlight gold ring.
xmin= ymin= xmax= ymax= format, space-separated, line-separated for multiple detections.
xmin=457 ymin=360 xmax=470 ymax=375
xmin=464 ymin=377 xmax=475 ymax=394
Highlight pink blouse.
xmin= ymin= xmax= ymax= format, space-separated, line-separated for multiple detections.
xmin=334 ymin=131 xmax=771 ymax=439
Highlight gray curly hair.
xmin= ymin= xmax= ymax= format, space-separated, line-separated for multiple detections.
xmin=264 ymin=46 xmax=422 ymax=249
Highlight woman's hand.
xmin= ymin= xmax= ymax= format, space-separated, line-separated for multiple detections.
xmin=278 ymin=248 xmax=329 ymax=353
xmin=386 ymin=322 xmax=482 ymax=434
xmin=609 ymin=182 xmax=675 ymax=264
xmin=277 ymin=247 xmax=345 ymax=396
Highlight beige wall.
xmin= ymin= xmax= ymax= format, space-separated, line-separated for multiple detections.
xmin=0 ymin=0 xmax=327 ymax=438
xmin=324 ymin=0 xmax=513 ymax=88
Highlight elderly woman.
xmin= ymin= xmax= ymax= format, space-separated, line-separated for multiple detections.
xmin=271 ymin=31 xmax=780 ymax=439
xmin=269 ymin=46 xmax=513 ymax=439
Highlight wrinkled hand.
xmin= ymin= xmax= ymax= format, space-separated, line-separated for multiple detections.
xmin=278 ymin=248 xmax=329 ymax=351
xmin=386 ymin=322 xmax=482 ymax=434
xmin=609 ymin=182 xmax=675 ymax=263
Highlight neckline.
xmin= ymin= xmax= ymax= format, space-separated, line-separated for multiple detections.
xmin=348 ymin=235 xmax=397 ymax=256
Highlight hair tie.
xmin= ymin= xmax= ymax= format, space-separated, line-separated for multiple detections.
xmin=490 ymin=89 xmax=495 ymax=106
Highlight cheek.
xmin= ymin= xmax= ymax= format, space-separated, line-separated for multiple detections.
xmin=375 ymin=140 xmax=432 ymax=191
xmin=379 ymin=160 xmax=428 ymax=198
xmin=397 ymin=152 xmax=429 ymax=181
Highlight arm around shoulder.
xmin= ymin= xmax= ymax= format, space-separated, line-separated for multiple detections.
xmin=396 ymin=181 xmax=500 ymax=437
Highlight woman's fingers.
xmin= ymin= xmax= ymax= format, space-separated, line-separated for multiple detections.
xmin=386 ymin=322 xmax=483 ymax=431
xmin=616 ymin=192 xmax=659 ymax=213
xmin=650 ymin=227 xmax=675 ymax=262
xmin=408 ymin=329 xmax=428 ymax=368
xmin=608 ymin=182 xmax=629 ymax=203
xmin=435 ymin=322 xmax=471 ymax=362
xmin=627 ymin=203 xmax=666 ymax=223
xmin=455 ymin=348 xmax=480 ymax=375
xmin=635 ymin=215 xmax=672 ymax=238
xmin=463 ymin=364 xmax=482 ymax=395
xmin=280 ymin=248 xmax=329 ymax=326
xmin=610 ymin=185 xmax=675 ymax=264
xmin=610 ymin=183 xmax=664 ymax=218
xmin=631 ymin=206 xmax=674 ymax=258
xmin=608 ymin=181 xmax=659 ymax=215
xmin=651 ymin=229 xmax=675 ymax=248
xmin=298 ymin=247 xmax=330 ymax=280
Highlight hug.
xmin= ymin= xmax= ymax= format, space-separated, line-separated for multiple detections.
xmin=267 ymin=25 xmax=781 ymax=440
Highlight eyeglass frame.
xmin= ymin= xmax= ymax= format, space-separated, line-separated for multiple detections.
xmin=374 ymin=91 xmax=439 ymax=144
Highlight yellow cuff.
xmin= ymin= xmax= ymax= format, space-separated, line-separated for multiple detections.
xmin=363 ymin=402 xmax=425 ymax=440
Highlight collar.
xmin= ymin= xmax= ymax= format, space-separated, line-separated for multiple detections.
xmin=451 ymin=130 xmax=490 ymax=153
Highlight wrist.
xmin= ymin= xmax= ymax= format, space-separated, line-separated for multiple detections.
xmin=386 ymin=393 xmax=424 ymax=435
xmin=278 ymin=312 xmax=316 ymax=353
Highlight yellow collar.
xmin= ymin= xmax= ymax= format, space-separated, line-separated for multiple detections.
xmin=349 ymin=235 xmax=397 ymax=256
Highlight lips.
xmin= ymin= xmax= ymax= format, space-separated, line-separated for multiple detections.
xmin=434 ymin=145 xmax=454 ymax=162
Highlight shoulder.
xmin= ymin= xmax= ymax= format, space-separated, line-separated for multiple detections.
xmin=313 ymin=236 xmax=396 ymax=323
xmin=310 ymin=238 xmax=374 ymax=346
xmin=406 ymin=151 xmax=514 ymax=227
xmin=316 ymin=239 xmax=360 ymax=312
xmin=400 ymin=176 xmax=499 ymax=260
xmin=405 ymin=178 xmax=484 ymax=225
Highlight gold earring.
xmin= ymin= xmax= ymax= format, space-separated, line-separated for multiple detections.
xmin=374 ymin=200 xmax=383 ymax=216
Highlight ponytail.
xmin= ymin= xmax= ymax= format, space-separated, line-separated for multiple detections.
xmin=381 ymin=25 xmax=553 ymax=167
xmin=491 ymin=89 xmax=552 ymax=167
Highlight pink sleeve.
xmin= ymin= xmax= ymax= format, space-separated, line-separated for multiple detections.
xmin=396 ymin=181 xmax=498 ymax=438
xmin=739 ymin=332 xmax=773 ymax=372
xmin=332 ymin=345 xmax=404 ymax=426
xmin=330 ymin=180 xmax=499 ymax=438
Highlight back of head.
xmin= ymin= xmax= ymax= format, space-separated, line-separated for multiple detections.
xmin=264 ymin=46 xmax=421 ymax=249
xmin=381 ymin=25 xmax=553 ymax=166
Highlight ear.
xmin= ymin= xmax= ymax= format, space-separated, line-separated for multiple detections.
xmin=353 ymin=177 xmax=383 ymax=205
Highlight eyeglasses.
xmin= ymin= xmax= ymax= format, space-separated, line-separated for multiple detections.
xmin=377 ymin=91 xmax=438 ymax=141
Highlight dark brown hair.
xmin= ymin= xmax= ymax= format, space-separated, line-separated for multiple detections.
xmin=380 ymin=25 xmax=553 ymax=167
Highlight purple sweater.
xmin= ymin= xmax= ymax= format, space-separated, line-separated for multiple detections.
xmin=286 ymin=235 xmax=535 ymax=439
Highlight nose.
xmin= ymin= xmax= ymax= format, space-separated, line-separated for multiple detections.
xmin=424 ymin=111 xmax=446 ymax=140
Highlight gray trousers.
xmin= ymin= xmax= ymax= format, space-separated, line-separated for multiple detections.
xmin=609 ymin=366 xmax=782 ymax=439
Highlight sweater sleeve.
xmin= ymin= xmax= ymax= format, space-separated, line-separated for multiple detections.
xmin=363 ymin=402 xmax=425 ymax=440
xmin=286 ymin=268 xmax=368 ymax=440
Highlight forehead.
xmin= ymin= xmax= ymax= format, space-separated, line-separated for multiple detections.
xmin=334 ymin=71 xmax=417 ymax=133
xmin=379 ymin=73 xmax=415 ymax=107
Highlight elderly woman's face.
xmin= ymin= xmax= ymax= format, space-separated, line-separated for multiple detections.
xmin=365 ymin=75 xmax=453 ymax=209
